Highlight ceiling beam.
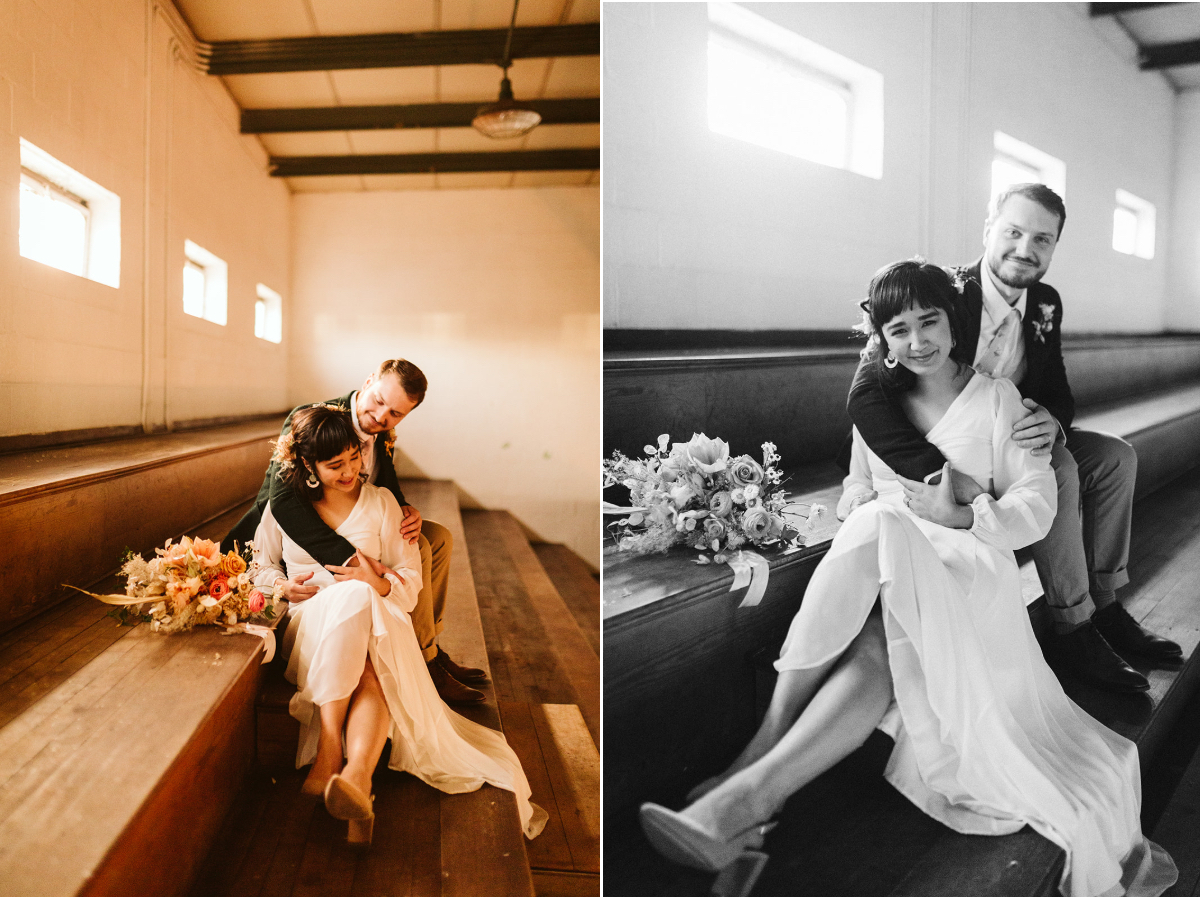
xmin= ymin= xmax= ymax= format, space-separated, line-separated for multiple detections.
xmin=242 ymin=98 xmax=600 ymax=133
xmin=1139 ymin=37 xmax=1200 ymax=68
xmin=202 ymin=24 xmax=599 ymax=75
xmin=269 ymin=148 xmax=600 ymax=177
xmin=1088 ymin=2 xmax=1177 ymax=15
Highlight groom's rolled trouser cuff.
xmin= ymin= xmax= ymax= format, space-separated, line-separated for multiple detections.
xmin=1033 ymin=443 xmax=1096 ymax=633
xmin=1068 ymin=429 xmax=1135 ymax=605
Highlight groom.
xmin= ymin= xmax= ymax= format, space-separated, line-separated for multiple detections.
xmin=226 ymin=358 xmax=489 ymax=704
xmin=847 ymin=183 xmax=1181 ymax=692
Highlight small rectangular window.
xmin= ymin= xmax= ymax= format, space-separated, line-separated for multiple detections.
xmin=1112 ymin=189 xmax=1155 ymax=260
xmin=255 ymin=283 xmax=283 ymax=343
xmin=19 ymin=171 xmax=89 ymax=277
xmin=18 ymin=139 xmax=120 ymax=288
xmin=707 ymin=2 xmax=883 ymax=179
xmin=183 ymin=240 xmax=227 ymax=325
xmin=991 ymin=132 xmax=1066 ymax=204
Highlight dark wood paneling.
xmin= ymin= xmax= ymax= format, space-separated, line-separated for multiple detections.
xmin=242 ymin=98 xmax=599 ymax=133
xmin=204 ymin=24 xmax=600 ymax=75
xmin=269 ymin=148 xmax=599 ymax=177
xmin=1140 ymin=37 xmax=1200 ymax=69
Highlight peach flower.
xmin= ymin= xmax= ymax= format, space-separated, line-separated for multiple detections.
xmin=248 ymin=590 xmax=266 ymax=614
xmin=191 ymin=538 xmax=222 ymax=569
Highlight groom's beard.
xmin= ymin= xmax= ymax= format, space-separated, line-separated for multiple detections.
xmin=991 ymin=255 xmax=1046 ymax=290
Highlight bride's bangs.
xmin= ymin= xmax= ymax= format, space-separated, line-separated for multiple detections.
xmin=307 ymin=412 xmax=360 ymax=464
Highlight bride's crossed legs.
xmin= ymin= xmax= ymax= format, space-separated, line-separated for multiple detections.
xmin=304 ymin=656 xmax=390 ymax=798
xmin=682 ymin=610 xmax=892 ymax=840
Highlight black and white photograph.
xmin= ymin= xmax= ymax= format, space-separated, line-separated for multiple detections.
xmin=603 ymin=3 xmax=1200 ymax=897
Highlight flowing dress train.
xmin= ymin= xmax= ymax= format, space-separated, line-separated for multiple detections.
xmin=254 ymin=484 xmax=547 ymax=839
xmin=778 ymin=375 xmax=1174 ymax=897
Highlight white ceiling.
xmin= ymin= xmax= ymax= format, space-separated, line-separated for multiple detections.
xmin=1108 ymin=2 xmax=1200 ymax=91
xmin=172 ymin=0 xmax=600 ymax=192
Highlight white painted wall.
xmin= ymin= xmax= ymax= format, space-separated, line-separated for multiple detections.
xmin=604 ymin=2 xmax=1180 ymax=333
xmin=1167 ymin=92 xmax=1200 ymax=331
xmin=0 ymin=0 xmax=291 ymax=438
xmin=289 ymin=187 xmax=601 ymax=568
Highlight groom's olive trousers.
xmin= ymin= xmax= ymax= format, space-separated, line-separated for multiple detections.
xmin=1032 ymin=429 xmax=1137 ymax=633
xmin=415 ymin=519 xmax=453 ymax=663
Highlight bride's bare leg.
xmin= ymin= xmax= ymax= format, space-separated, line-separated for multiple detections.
xmin=340 ymin=658 xmax=390 ymax=798
xmin=686 ymin=655 xmax=840 ymax=803
xmin=305 ymin=695 xmax=351 ymax=794
xmin=685 ymin=613 xmax=892 ymax=840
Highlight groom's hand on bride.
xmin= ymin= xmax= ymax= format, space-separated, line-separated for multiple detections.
xmin=326 ymin=548 xmax=391 ymax=595
xmin=1012 ymin=399 xmax=1058 ymax=457
xmin=898 ymin=463 xmax=974 ymax=529
xmin=931 ymin=467 xmax=985 ymax=504
xmin=400 ymin=505 xmax=422 ymax=544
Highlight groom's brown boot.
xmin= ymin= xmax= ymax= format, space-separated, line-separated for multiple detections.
xmin=427 ymin=657 xmax=486 ymax=704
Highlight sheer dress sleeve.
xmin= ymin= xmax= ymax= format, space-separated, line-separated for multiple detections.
xmin=376 ymin=489 xmax=423 ymax=614
xmin=968 ymin=379 xmax=1057 ymax=552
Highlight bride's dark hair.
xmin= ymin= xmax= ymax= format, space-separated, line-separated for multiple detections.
xmin=272 ymin=405 xmax=362 ymax=500
xmin=857 ymin=258 xmax=971 ymax=393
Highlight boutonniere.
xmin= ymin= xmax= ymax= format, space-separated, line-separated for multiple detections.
xmin=941 ymin=266 xmax=977 ymax=296
xmin=1031 ymin=302 xmax=1055 ymax=344
xmin=382 ymin=429 xmax=396 ymax=457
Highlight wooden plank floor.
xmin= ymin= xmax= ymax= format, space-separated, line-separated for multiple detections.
xmin=465 ymin=511 xmax=599 ymax=745
xmin=532 ymin=544 xmax=600 ymax=657
xmin=608 ymin=462 xmax=1200 ymax=897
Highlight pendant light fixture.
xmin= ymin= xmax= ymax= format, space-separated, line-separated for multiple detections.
xmin=472 ymin=0 xmax=542 ymax=139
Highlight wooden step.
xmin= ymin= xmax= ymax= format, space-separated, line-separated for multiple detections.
xmin=464 ymin=511 xmax=599 ymax=745
xmin=0 ymin=419 xmax=281 ymax=634
xmin=0 ymin=499 xmax=269 ymax=897
xmin=531 ymin=544 xmax=600 ymax=657
xmin=605 ymin=463 xmax=1200 ymax=897
xmin=499 ymin=701 xmax=599 ymax=893
xmin=217 ymin=478 xmax=536 ymax=897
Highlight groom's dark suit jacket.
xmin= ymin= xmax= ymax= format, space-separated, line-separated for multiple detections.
xmin=225 ymin=391 xmax=408 ymax=566
xmin=846 ymin=260 xmax=1074 ymax=482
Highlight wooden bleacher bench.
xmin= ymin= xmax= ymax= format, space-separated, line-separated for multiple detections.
xmin=0 ymin=430 xmax=541 ymax=897
xmin=0 ymin=421 xmax=280 ymax=897
xmin=604 ymin=333 xmax=1200 ymax=897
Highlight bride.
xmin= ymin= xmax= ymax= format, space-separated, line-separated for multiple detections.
xmin=640 ymin=260 xmax=1176 ymax=897
xmin=253 ymin=404 xmax=547 ymax=846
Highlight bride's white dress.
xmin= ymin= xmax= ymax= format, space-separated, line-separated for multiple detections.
xmin=777 ymin=375 xmax=1175 ymax=897
xmin=254 ymin=484 xmax=547 ymax=839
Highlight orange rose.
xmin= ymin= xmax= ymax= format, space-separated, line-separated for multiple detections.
xmin=191 ymin=538 xmax=222 ymax=569
xmin=220 ymin=552 xmax=247 ymax=577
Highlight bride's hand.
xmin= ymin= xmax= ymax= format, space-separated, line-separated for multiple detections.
xmin=277 ymin=571 xmax=319 ymax=602
xmin=325 ymin=548 xmax=391 ymax=596
xmin=897 ymin=462 xmax=974 ymax=529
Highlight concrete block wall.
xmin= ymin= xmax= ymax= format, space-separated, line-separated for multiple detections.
xmin=0 ymin=0 xmax=291 ymax=438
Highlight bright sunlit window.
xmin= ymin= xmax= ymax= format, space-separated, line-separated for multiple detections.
xmin=991 ymin=132 xmax=1066 ymax=205
xmin=1112 ymin=189 xmax=1155 ymax=259
xmin=19 ymin=171 xmax=88 ymax=277
xmin=255 ymin=283 xmax=283 ymax=343
xmin=183 ymin=240 xmax=227 ymax=325
xmin=18 ymin=139 xmax=121 ymax=288
xmin=707 ymin=2 xmax=883 ymax=179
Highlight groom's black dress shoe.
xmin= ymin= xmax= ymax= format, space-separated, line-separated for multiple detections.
xmin=1041 ymin=622 xmax=1149 ymax=693
xmin=1093 ymin=602 xmax=1184 ymax=667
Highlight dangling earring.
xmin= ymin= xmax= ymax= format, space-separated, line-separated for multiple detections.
xmin=884 ymin=353 xmax=899 ymax=369
xmin=305 ymin=468 xmax=320 ymax=489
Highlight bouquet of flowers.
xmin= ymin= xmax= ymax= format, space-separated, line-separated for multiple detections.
xmin=69 ymin=536 xmax=283 ymax=633
xmin=603 ymin=433 xmax=824 ymax=563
